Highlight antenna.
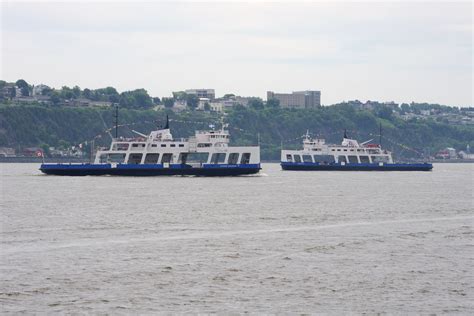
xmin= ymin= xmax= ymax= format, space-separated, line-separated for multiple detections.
xmin=164 ymin=114 xmax=169 ymax=129
xmin=114 ymin=105 xmax=119 ymax=138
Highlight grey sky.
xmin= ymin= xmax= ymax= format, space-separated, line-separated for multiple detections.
xmin=1 ymin=1 xmax=472 ymax=106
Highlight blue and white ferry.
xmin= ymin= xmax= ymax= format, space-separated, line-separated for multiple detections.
xmin=40 ymin=119 xmax=261 ymax=176
xmin=281 ymin=131 xmax=433 ymax=171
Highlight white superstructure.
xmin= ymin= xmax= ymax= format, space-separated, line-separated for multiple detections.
xmin=94 ymin=124 xmax=260 ymax=167
xmin=281 ymin=131 xmax=393 ymax=165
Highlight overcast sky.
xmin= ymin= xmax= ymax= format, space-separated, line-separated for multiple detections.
xmin=1 ymin=1 xmax=472 ymax=106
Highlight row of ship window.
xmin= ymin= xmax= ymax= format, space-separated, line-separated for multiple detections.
xmin=310 ymin=148 xmax=381 ymax=154
xmin=101 ymin=152 xmax=252 ymax=165
xmin=287 ymin=154 xmax=390 ymax=164
xmin=113 ymin=143 xmax=186 ymax=150
xmin=330 ymin=148 xmax=379 ymax=153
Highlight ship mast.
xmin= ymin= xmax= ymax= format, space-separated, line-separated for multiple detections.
xmin=114 ymin=105 xmax=119 ymax=138
xmin=379 ymin=123 xmax=382 ymax=147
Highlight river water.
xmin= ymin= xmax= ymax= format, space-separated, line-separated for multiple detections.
xmin=1 ymin=163 xmax=473 ymax=313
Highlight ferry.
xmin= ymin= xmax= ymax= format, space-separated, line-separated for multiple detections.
xmin=40 ymin=117 xmax=261 ymax=176
xmin=281 ymin=130 xmax=433 ymax=171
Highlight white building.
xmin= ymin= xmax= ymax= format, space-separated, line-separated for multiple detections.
xmin=32 ymin=84 xmax=50 ymax=96
xmin=185 ymin=89 xmax=215 ymax=100
xmin=197 ymin=98 xmax=211 ymax=110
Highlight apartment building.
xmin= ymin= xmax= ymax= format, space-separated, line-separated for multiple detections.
xmin=267 ymin=90 xmax=321 ymax=108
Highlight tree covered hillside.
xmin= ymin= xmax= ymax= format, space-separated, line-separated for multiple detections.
xmin=0 ymin=104 xmax=472 ymax=160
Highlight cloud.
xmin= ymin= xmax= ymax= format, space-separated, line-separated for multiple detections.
xmin=1 ymin=1 xmax=472 ymax=106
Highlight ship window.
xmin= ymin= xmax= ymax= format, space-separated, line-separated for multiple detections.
xmin=360 ymin=156 xmax=370 ymax=163
xmin=302 ymin=155 xmax=313 ymax=163
xmin=286 ymin=154 xmax=293 ymax=162
xmin=331 ymin=149 xmax=335 ymax=151
xmin=170 ymin=144 xmax=176 ymax=147
xmin=178 ymin=153 xmax=188 ymax=164
xmin=179 ymin=144 xmax=184 ymax=147
xmin=371 ymin=155 xmax=390 ymax=163
xmin=350 ymin=149 xmax=354 ymax=152
xmin=144 ymin=153 xmax=160 ymax=164
xmin=161 ymin=153 xmax=173 ymax=163
xmin=151 ymin=144 xmax=157 ymax=148
xmin=198 ymin=143 xmax=211 ymax=147
xmin=348 ymin=155 xmax=359 ymax=163
xmin=228 ymin=153 xmax=239 ymax=164
xmin=112 ymin=143 xmax=129 ymax=151
xmin=132 ymin=144 xmax=138 ymax=148
xmin=338 ymin=156 xmax=347 ymax=163
xmin=293 ymin=155 xmax=302 ymax=163
xmin=343 ymin=149 xmax=347 ymax=152
xmin=211 ymin=153 xmax=226 ymax=164
xmin=314 ymin=155 xmax=335 ymax=163
xmin=241 ymin=153 xmax=251 ymax=164
xmin=161 ymin=144 xmax=166 ymax=147
xmin=186 ymin=152 xmax=209 ymax=163
xmin=357 ymin=149 xmax=363 ymax=152
xmin=337 ymin=149 xmax=341 ymax=151
xmin=187 ymin=152 xmax=209 ymax=163
xmin=100 ymin=153 xmax=126 ymax=163
xmin=128 ymin=153 xmax=143 ymax=164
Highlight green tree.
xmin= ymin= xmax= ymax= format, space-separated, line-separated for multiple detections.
xmin=72 ymin=86 xmax=81 ymax=98
xmin=248 ymin=97 xmax=264 ymax=110
xmin=15 ymin=79 xmax=28 ymax=89
xmin=15 ymin=79 xmax=29 ymax=96
xmin=83 ymin=88 xmax=92 ymax=99
xmin=103 ymin=87 xmax=118 ymax=95
xmin=50 ymin=92 xmax=61 ymax=106
xmin=266 ymin=98 xmax=280 ymax=108
xmin=204 ymin=102 xmax=211 ymax=111
xmin=39 ymin=143 xmax=50 ymax=156
xmin=131 ymin=89 xmax=153 ymax=108
xmin=376 ymin=106 xmax=393 ymax=120
xmin=20 ymin=86 xmax=29 ymax=97
xmin=41 ymin=87 xmax=53 ymax=96
xmin=186 ymin=94 xmax=199 ymax=110
xmin=162 ymin=97 xmax=175 ymax=108
xmin=60 ymin=86 xmax=74 ymax=99
xmin=119 ymin=89 xmax=153 ymax=109
xmin=109 ymin=94 xmax=120 ymax=103
xmin=172 ymin=91 xmax=187 ymax=100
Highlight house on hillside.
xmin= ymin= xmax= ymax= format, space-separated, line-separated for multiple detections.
xmin=0 ymin=147 xmax=15 ymax=157
xmin=32 ymin=84 xmax=50 ymax=96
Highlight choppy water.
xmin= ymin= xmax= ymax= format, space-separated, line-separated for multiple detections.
xmin=1 ymin=163 xmax=473 ymax=314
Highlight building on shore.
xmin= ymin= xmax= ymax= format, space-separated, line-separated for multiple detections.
xmin=0 ymin=147 xmax=15 ymax=157
xmin=185 ymin=89 xmax=215 ymax=100
xmin=267 ymin=90 xmax=321 ymax=108
xmin=32 ymin=84 xmax=50 ymax=96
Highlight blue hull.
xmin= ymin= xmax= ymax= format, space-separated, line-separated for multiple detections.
xmin=281 ymin=162 xmax=433 ymax=171
xmin=40 ymin=163 xmax=261 ymax=176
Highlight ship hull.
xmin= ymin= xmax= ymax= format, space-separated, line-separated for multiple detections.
xmin=40 ymin=163 xmax=261 ymax=176
xmin=281 ymin=162 xmax=433 ymax=171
